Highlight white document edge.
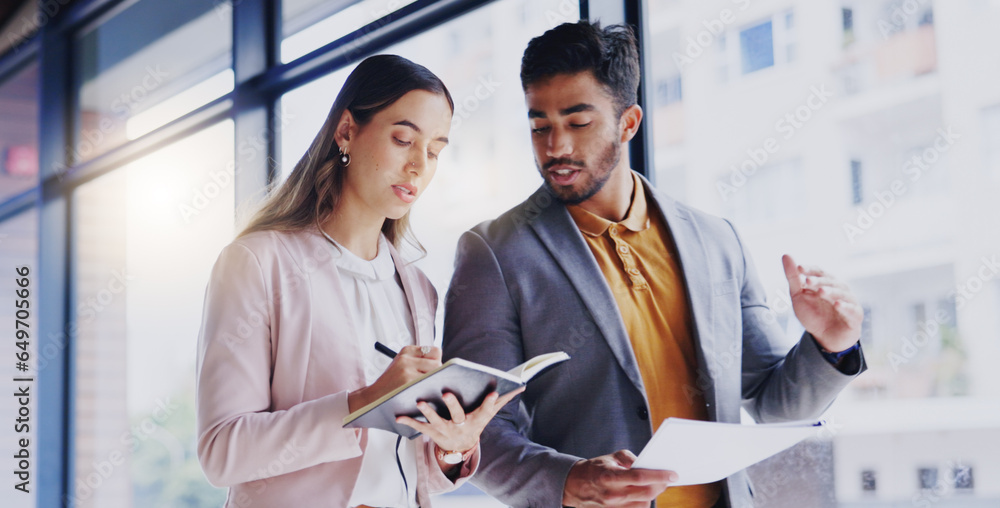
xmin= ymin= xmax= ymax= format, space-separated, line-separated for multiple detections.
xmin=632 ymin=418 xmax=823 ymax=486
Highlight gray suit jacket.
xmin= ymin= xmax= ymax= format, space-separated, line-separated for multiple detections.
xmin=443 ymin=174 xmax=865 ymax=508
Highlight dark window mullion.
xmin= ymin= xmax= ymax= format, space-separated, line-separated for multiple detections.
xmin=37 ymin=18 xmax=73 ymax=508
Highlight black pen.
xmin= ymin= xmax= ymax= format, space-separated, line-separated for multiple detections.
xmin=374 ymin=341 xmax=397 ymax=359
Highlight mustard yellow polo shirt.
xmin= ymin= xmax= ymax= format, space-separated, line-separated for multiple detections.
xmin=567 ymin=172 xmax=722 ymax=508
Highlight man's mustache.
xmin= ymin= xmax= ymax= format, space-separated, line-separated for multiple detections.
xmin=542 ymin=158 xmax=586 ymax=170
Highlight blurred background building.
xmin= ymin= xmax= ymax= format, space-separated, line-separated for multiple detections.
xmin=0 ymin=0 xmax=997 ymax=506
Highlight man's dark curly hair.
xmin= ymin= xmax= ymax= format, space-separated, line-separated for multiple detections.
xmin=520 ymin=20 xmax=640 ymax=118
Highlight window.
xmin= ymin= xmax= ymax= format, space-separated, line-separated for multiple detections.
xmin=851 ymin=159 xmax=863 ymax=205
xmin=715 ymin=11 xmax=795 ymax=82
xmin=842 ymin=7 xmax=855 ymax=45
xmin=953 ymin=464 xmax=974 ymax=490
xmin=71 ymin=122 xmax=234 ymax=507
xmin=656 ymin=75 xmax=682 ymax=106
xmin=861 ymin=469 xmax=877 ymax=492
xmin=918 ymin=467 xmax=938 ymax=490
xmin=0 ymin=63 xmax=38 ymax=202
xmin=879 ymin=1 xmax=934 ymax=38
xmin=281 ymin=0 xmax=418 ymax=63
xmin=74 ymin=0 xmax=233 ymax=162
xmin=740 ymin=21 xmax=774 ymax=74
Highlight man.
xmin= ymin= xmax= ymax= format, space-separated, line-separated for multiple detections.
xmin=443 ymin=21 xmax=865 ymax=508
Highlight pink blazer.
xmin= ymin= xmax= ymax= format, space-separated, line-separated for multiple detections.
xmin=196 ymin=224 xmax=479 ymax=507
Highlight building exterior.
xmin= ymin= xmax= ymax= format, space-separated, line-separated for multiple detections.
xmin=646 ymin=0 xmax=1000 ymax=505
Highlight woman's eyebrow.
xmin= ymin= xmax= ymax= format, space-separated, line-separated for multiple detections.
xmin=394 ymin=119 xmax=448 ymax=144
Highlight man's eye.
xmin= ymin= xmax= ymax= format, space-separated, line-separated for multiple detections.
xmin=394 ymin=137 xmax=412 ymax=146
xmin=531 ymin=126 xmax=550 ymax=134
xmin=428 ymin=151 xmax=439 ymax=160
xmin=570 ymin=122 xmax=592 ymax=128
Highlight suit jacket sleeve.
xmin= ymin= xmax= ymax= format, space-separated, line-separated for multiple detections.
xmin=729 ymin=220 xmax=867 ymax=422
xmin=443 ymin=230 xmax=580 ymax=508
xmin=196 ymin=242 xmax=364 ymax=487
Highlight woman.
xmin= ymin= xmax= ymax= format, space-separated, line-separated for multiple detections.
xmin=195 ymin=54 xmax=520 ymax=507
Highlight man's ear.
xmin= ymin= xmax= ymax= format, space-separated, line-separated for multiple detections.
xmin=619 ymin=104 xmax=643 ymax=143
xmin=333 ymin=109 xmax=358 ymax=148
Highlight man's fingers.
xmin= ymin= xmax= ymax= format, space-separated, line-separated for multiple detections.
xmin=802 ymin=275 xmax=848 ymax=291
xmin=782 ymin=254 xmax=802 ymax=294
xmin=814 ymin=286 xmax=852 ymax=304
xmin=604 ymin=466 xmax=675 ymax=486
xmin=606 ymin=482 xmax=672 ymax=504
xmin=612 ymin=449 xmax=638 ymax=468
xmin=623 ymin=467 xmax=677 ymax=485
xmin=834 ymin=300 xmax=864 ymax=323
xmin=798 ymin=264 xmax=828 ymax=277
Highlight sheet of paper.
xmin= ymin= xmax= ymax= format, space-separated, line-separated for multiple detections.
xmin=632 ymin=418 xmax=823 ymax=486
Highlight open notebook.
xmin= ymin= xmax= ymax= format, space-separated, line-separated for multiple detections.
xmin=343 ymin=352 xmax=570 ymax=438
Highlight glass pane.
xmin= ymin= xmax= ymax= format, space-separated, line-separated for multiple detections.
xmin=281 ymin=0 xmax=418 ymax=63
xmin=71 ymin=121 xmax=234 ymax=507
xmin=0 ymin=208 xmax=38 ymax=508
xmin=0 ymin=63 xmax=39 ymax=202
xmin=739 ymin=21 xmax=774 ymax=74
xmin=646 ymin=1 xmax=1000 ymax=506
xmin=74 ymin=0 xmax=233 ymax=163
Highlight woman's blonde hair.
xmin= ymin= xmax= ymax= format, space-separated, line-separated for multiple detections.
xmin=236 ymin=55 xmax=454 ymax=252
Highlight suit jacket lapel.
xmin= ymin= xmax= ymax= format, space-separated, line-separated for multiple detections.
xmin=527 ymin=186 xmax=648 ymax=398
xmin=639 ymin=174 xmax=720 ymax=420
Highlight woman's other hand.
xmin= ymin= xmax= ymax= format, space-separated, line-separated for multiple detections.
xmin=396 ymin=386 xmax=525 ymax=473
xmin=347 ymin=345 xmax=442 ymax=412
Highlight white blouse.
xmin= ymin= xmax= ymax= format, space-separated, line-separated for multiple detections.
xmin=323 ymin=231 xmax=419 ymax=508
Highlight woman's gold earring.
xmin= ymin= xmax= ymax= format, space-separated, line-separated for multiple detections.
xmin=339 ymin=146 xmax=351 ymax=167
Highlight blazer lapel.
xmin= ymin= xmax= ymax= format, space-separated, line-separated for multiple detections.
xmin=387 ymin=242 xmax=433 ymax=348
xmin=639 ymin=174 xmax=720 ymax=420
xmin=527 ymin=187 xmax=648 ymax=398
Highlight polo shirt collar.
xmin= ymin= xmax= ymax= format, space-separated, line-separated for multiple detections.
xmin=567 ymin=171 xmax=650 ymax=237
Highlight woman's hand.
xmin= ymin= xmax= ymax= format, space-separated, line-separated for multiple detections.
xmin=347 ymin=345 xmax=442 ymax=413
xmin=396 ymin=386 xmax=525 ymax=474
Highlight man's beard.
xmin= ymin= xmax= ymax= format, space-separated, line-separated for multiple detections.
xmin=539 ymin=139 xmax=621 ymax=205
